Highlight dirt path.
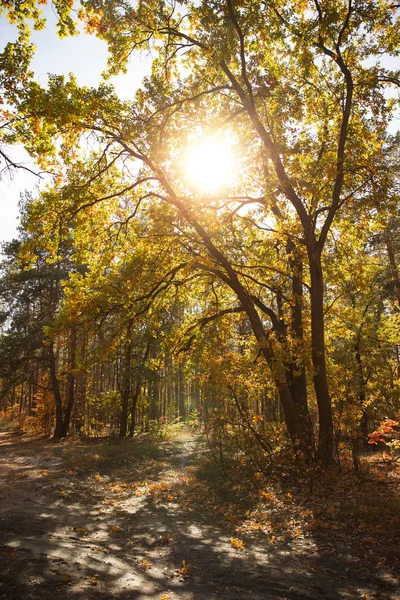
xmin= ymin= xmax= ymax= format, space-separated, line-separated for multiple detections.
xmin=0 ymin=429 xmax=398 ymax=600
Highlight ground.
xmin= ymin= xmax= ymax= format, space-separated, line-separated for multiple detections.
xmin=0 ymin=427 xmax=399 ymax=600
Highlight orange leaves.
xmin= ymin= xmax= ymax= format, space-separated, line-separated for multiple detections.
xmin=368 ymin=419 xmax=399 ymax=445
xmin=110 ymin=525 xmax=120 ymax=533
xmin=73 ymin=526 xmax=88 ymax=534
xmin=140 ymin=559 xmax=153 ymax=570
xmin=177 ymin=560 xmax=192 ymax=577
xmin=259 ymin=490 xmax=275 ymax=502
xmin=230 ymin=537 xmax=245 ymax=550
xmin=292 ymin=529 xmax=301 ymax=539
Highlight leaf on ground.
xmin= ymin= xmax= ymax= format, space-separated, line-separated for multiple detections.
xmin=74 ymin=527 xmax=87 ymax=534
xmin=260 ymin=491 xmax=275 ymax=502
xmin=178 ymin=560 xmax=192 ymax=576
xmin=292 ymin=529 xmax=301 ymax=538
xmin=230 ymin=537 xmax=245 ymax=550
xmin=110 ymin=525 xmax=120 ymax=533
xmin=140 ymin=559 xmax=153 ymax=570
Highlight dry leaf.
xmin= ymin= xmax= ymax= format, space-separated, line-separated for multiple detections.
xmin=74 ymin=527 xmax=87 ymax=534
xmin=140 ymin=559 xmax=153 ymax=570
xmin=230 ymin=537 xmax=245 ymax=550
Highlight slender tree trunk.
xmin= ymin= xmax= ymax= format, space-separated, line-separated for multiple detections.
xmin=307 ymin=244 xmax=334 ymax=463
xmin=49 ymin=343 xmax=64 ymax=439
xmin=386 ymin=238 xmax=400 ymax=307
xmin=129 ymin=386 xmax=141 ymax=437
xmin=119 ymin=343 xmax=132 ymax=437
xmin=354 ymin=340 xmax=369 ymax=448
xmin=178 ymin=366 xmax=185 ymax=421
xmin=60 ymin=329 xmax=77 ymax=437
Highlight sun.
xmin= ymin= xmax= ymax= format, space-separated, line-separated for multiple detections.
xmin=184 ymin=135 xmax=235 ymax=194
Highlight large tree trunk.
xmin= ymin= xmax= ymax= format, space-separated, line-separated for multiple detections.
xmin=286 ymin=241 xmax=315 ymax=457
xmin=230 ymin=266 xmax=315 ymax=458
xmin=307 ymin=244 xmax=334 ymax=463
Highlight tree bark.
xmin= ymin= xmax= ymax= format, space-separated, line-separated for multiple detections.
xmin=60 ymin=328 xmax=77 ymax=437
xmin=307 ymin=243 xmax=334 ymax=463
xmin=49 ymin=343 xmax=64 ymax=439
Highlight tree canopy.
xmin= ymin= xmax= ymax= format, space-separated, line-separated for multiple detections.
xmin=0 ymin=0 xmax=399 ymax=465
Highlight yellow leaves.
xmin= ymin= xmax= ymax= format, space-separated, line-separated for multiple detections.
xmin=140 ymin=559 xmax=153 ymax=570
xmin=149 ymin=481 xmax=170 ymax=495
xmin=94 ymin=474 xmax=104 ymax=482
xmin=260 ymin=490 xmax=275 ymax=502
xmin=90 ymin=454 xmax=105 ymax=462
xmin=241 ymin=521 xmax=262 ymax=532
xmin=177 ymin=560 xmax=192 ymax=576
xmin=88 ymin=575 xmax=98 ymax=586
xmin=292 ymin=529 xmax=301 ymax=538
xmin=160 ymin=594 xmax=172 ymax=600
xmin=252 ymin=415 xmax=264 ymax=423
xmin=230 ymin=537 xmax=245 ymax=550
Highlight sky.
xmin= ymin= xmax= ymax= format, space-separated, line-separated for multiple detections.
xmin=0 ymin=4 xmax=149 ymax=245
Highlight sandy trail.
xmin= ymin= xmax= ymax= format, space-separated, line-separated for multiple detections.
xmin=0 ymin=429 xmax=398 ymax=599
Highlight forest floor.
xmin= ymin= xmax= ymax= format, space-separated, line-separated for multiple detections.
xmin=0 ymin=427 xmax=399 ymax=600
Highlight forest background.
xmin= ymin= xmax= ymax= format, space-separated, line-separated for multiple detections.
xmin=0 ymin=0 xmax=400 ymax=472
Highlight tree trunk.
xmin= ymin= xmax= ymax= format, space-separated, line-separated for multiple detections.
xmin=307 ymin=244 xmax=334 ymax=463
xmin=119 ymin=324 xmax=133 ymax=437
xmin=60 ymin=329 xmax=77 ymax=438
xmin=129 ymin=386 xmax=141 ymax=437
xmin=49 ymin=343 xmax=64 ymax=439
xmin=178 ymin=366 xmax=185 ymax=421
xmin=286 ymin=241 xmax=315 ymax=457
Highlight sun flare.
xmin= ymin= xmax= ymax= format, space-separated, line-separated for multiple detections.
xmin=184 ymin=136 xmax=235 ymax=194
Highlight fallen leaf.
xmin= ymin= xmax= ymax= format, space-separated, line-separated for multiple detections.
xmin=74 ymin=527 xmax=87 ymax=534
xmin=230 ymin=537 xmax=245 ymax=550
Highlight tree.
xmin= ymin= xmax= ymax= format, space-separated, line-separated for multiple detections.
xmin=4 ymin=0 xmax=400 ymax=462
